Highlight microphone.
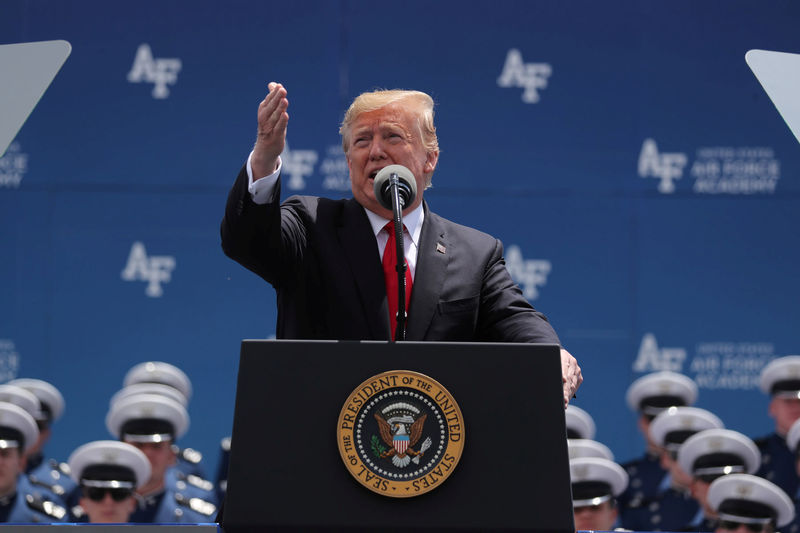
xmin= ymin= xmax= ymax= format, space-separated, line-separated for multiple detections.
xmin=373 ymin=165 xmax=417 ymax=211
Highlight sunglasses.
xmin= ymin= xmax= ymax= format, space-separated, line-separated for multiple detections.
xmin=718 ymin=520 xmax=769 ymax=532
xmin=84 ymin=487 xmax=133 ymax=502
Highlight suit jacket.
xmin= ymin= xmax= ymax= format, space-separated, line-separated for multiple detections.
xmin=221 ymin=165 xmax=560 ymax=343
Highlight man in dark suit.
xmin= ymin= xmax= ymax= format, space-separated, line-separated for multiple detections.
xmin=221 ymin=83 xmax=582 ymax=405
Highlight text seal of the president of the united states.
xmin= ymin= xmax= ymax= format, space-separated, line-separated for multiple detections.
xmin=337 ymin=370 xmax=465 ymax=498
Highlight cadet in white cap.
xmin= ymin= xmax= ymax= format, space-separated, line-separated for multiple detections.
xmin=111 ymin=380 xmax=214 ymax=504
xmin=68 ymin=441 xmax=150 ymax=523
xmin=124 ymin=361 xmax=192 ymax=402
xmin=755 ymin=355 xmax=800 ymax=498
xmin=779 ymin=418 xmax=800 ymax=533
xmin=621 ymin=406 xmax=723 ymax=532
xmin=106 ymin=393 xmax=215 ymax=523
xmin=565 ymin=405 xmax=596 ymax=440
xmin=707 ymin=474 xmax=794 ymax=533
xmin=570 ymin=457 xmax=629 ymax=532
xmin=677 ymin=428 xmax=761 ymax=531
xmin=619 ymin=372 xmax=698 ymax=519
xmin=568 ymin=439 xmax=615 ymax=461
xmin=0 ymin=383 xmax=72 ymax=506
xmin=0 ymin=402 xmax=66 ymax=523
xmin=122 ymin=362 xmax=205 ymax=479
xmin=8 ymin=378 xmax=76 ymax=504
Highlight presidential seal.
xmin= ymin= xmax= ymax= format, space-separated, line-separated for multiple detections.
xmin=337 ymin=370 xmax=464 ymax=498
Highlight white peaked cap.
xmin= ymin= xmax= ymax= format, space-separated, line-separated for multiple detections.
xmin=565 ymin=405 xmax=596 ymax=440
xmin=0 ymin=402 xmax=39 ymax=453
xmin=626 ymin=371 xmax=698 ymax=412
xmin=124 ymin=361 xmax=192 ymax=400
xmin=110 ymin=383 xmax=188 ymax=409
xmin=0 ymin=384 xmax=42 ymax=419
xmin=8 ymin=378 xmax=65 ymax=421
xmin=759 ymin=355 xmax=800 ymax=396
xmin=649 ymin=406 xmax=724 ymax=447
xmin=569 ymin=457 xmax=629 ymax=497
xmin=677 ymin=428 xmax=760 ymax=476
xmin=106 ymin=393 xmax=189 ymax=441
xmin=568 ymin=439 xmax=615 ymax=461
xmin=68 ymin=440 xmax=151 ymax=487
xmin=707 ymin=474 xmax=795 ymax=528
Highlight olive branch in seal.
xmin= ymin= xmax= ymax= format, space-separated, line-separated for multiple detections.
xmin=370 ymin=435 xmax=387 ymax=458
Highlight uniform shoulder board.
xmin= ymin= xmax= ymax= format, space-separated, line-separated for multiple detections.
xmin=71 ymin=504 xmax=86 ymax=520
xmin=174 ymin=492 xmax=216 ymax=517
xmin=28 ymin=475 xmax=66 ymax=497
xmin=186 ymin=474 xmax=214 ymax=492
xmin=180 ymin=447 xmax=203 ymax=465
xmin=25 ymin=493 xmax=67 ymax=520
xmin=48 ymin=459 xmax=72 ymax=476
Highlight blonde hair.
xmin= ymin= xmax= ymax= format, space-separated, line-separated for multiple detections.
xmin=339 ymin=89 xmax=439 ymax=157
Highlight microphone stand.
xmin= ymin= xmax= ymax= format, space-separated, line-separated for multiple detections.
xmin=388 ymin=172 xmax=408 ymax=342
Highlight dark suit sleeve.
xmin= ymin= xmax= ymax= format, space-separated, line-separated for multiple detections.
xmin=477 ymin=238 xmax=561 ymax=344
xmin=220 ymin=164 xmax=311 ymax=287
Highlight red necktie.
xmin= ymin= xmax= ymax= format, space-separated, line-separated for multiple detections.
xmin=382 ymin=221 xmax=412 ymax=340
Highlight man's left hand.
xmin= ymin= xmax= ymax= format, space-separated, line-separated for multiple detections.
xmin=560 ymin=348 xmax=582 ymax=408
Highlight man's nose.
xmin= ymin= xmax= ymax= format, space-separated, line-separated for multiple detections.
xmin=368 ymin=139 xmax=387 ymax=160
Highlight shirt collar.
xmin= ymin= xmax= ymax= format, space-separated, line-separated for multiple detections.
xmin=364 ymin=203 xmax=424 ymax=246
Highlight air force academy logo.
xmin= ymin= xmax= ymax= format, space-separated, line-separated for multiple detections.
xmin=337 ymin=370 xmax=464 ymax=497
xmin=121 ymin=241 xmax=176 ymax=297
xmin=127 ymin=44 xmax=182 ymax=99
xmin=497 ymin=49 xmax=552 ymax=103
xmin=638 ymin=139 xmax=688 ymax=194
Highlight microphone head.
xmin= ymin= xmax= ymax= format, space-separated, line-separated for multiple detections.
xmin=373 ymin=165 xmax=417 ymax=211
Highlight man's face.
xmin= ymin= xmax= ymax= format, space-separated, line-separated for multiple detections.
xmin=345 ymin=102 xmax=438 ymax=218
xmin=660 ymin=447 xmax=693 ymax=489
xmin=0 ymin=447 xmax=22 ymax=495
xmin=126 ymin=440 xmax=175 ymax=487
xmin=716 ymin=520 xmax=773 ymax=532
xmin=573 ymin=501 xmax=617 ymax=531
xmin=79 ymin=490 xmax=136 ymax=523
xmin=768 ymin=396 xmax=800 ymax=435
xmin=690 ymin=478 xmax=713 ymax=515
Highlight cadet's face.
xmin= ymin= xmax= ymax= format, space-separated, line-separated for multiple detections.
xmin=716 ymin=521 xmax=773 ymax=532
xmin=126 ymin=440 xmax=175 ymax=484
xmin=573 ymin=501 xmax=617 ymax=531
xmin=768 ymin=396 xmax=800 ymax=434
xmin=80 ymin=491 xmax=136 ymax=523
xmin=690 ymin=478 xmax=712 ymax=512
xmin=345 ymin=103 xmax=438 ymax=218
xmin=0 ymin=447 xmax=22 ymax=495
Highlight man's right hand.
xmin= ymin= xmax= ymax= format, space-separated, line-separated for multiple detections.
xmin=252 ymin=82 xmax=289 ymax=179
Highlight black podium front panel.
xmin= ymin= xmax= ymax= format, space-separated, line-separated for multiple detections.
xmin=223 ymin=340 xmax=572 ymax=532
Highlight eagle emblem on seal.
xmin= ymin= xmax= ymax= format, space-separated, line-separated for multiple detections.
xmin=373 ymin=402 xmax=433 ymax=468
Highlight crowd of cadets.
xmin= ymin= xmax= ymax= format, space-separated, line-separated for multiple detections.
xmin=1 ymin=356 xmax=800 ymax=530
xmin=0 ymin=362 xmax=219 ymax=523
xmin=567 ymin=355 xmax=800 ymax=533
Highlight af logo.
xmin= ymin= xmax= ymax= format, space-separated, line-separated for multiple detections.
xmin=121 ymin=241 xmax=176 ymax=298
xmin=632 ymin=333 xmax=687 ymax=372
xmin=0 ymin=339 xmax=20 ymax=382
xmin=337 ymin=370 xmax=464 ymax=498
xmin=497 ymin=48 xmax=552 ymax=103
xmin=0 ymin=142 xmax=28 ymax=188
xmin=280 ymin=142 xmax=318 ymax=190
xmin=505 ymin=245 xmax=551 ymax=300
xmin=638 ymin=138 xmax=688 ymax=194
xmin=127 ymin=44 xmax=182 ymax=99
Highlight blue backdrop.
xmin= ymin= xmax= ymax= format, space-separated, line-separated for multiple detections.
xmin=1 ymin=0 xmax=799 ymax=478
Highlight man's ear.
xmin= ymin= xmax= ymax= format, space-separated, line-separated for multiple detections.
xmin=423 ymin=150 xmax=439 ymax=174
